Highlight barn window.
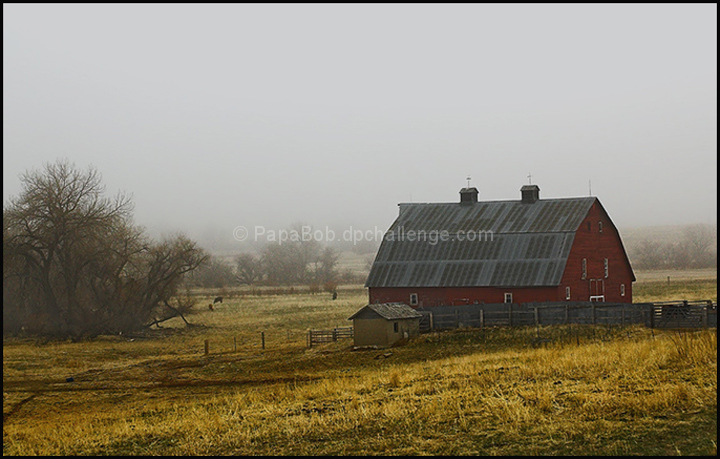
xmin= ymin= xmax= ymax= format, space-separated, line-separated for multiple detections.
xmin=565 ymin=287 xmax=571 ymax=300
xmin=409 ymin=293 xmax=418 ymax=306
xmin=504 ymin=293 xmax=513 ymax=304
xmin=620 ymin=284 xmax=625 ymax=296
xmin=393 ymin=322 xmax=399 ymax=333
xmin=604 ymin=258 xmax=609 ymax=278
xmin=598 ymin=221 xmax=603 ymax=233
xmin=581 ymin=258 xmax=587 ymax=279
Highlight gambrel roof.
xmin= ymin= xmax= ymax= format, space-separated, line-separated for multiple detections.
xmin=365 ymin=196 xmax=598 ymax=288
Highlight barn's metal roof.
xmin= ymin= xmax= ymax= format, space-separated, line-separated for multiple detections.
xmin=348 ymin=302 xmax=424 ymax=321
xmin=366 ymin=197 xmax=596 ymax=288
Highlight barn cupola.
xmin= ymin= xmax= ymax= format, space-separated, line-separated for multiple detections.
xmin=459 ymin=187 xmax=479 ymax=205
xmin=520 ymin=184 xmax=540 ymax=204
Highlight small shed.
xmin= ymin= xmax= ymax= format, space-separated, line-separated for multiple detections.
xmin=348 ymin=302 xmax=422 ymax=348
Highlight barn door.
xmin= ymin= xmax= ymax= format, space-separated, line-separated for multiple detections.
xmin=589 ymin=279 xmax=605 ymax=302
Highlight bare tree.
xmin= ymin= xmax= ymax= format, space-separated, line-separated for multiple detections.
xmin=190 ymin=255 xmax=236 ymax=288
xmin=255 ymin=224 xmax=346 ymax=286
xmin=631 ymin=239 xmax=666 ymax=269
xmin=3 ymin=160 xmax=207 ymax=337
xmin=235 ymin=252 xmax=263 ymax=285
xmin=682 ymin=224 xmax=717 ymax=268
xmin=312 ymin=246 xmax=340 ymax=286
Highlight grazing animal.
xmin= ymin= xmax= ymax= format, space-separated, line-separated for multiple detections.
xmin=213 ymin=296 xmax=223 ymax=304
xmin=208 ymin=303 xmax=214 ymax=311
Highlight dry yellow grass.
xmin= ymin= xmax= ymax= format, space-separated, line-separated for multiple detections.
xmin=3 ymin=272 xmax=717 ymax=456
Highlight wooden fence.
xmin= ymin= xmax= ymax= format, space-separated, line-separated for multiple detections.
xmin=642 ymin=300 xmax=717 ymax=329
xmin=305 ymin=301 xmax=715 ymax=348
xmin=418 ymin=300 xmax=717 ymax=332
xmin=307 ymin=326 xmax=354 ymax=348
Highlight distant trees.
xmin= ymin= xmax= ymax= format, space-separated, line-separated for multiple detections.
xmin=234 ymin=253 xmax=263 ymax=285
xmin=183 ymin=231 xmax=347 ymax=290
xmin=189 ymin=256 xmax=236 ymax=289
xmin=3 ymin=161 xmax=207 ymax=337
xmin=628 ymin=224 xmax=717 ymax=270
xmin=311 ymin=246 xmax=341 ymax=291
xmin=258 ymin=234 xmax=340 ymax=288
xmin=187 ymin=227 xmax=349 ymax=289
xmin=682 ymin=224 xmax=717 ymax=268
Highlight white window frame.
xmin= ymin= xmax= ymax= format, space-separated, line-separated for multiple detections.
xmin=504 ymin=293 xmax=513 ymax=304
xmin=620 ymin=284 xmax=625 ymax=297
xmin=604 ymin=258 xmax=609 ymax=278
xmin=565 ymin=286 xmax=571 ymax=300
xmin=409 ymin=293 xmax=418 ymax=306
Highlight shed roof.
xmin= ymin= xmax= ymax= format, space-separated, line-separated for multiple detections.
xmin=348 ymin=303 xmax=423 ymax=321
xmin=366 ymin=196 xmax=597 ymax=288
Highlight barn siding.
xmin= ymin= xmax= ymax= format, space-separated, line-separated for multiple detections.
xmin=369 ymin=286 xmax=561 ymax=306
xmin=560 ymin=201 xmax=634 ymax=303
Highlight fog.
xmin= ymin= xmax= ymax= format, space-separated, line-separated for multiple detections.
xmin=3 ymin=4 xmax=717 ymax=252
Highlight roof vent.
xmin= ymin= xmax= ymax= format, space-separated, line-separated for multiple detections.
xmin=520 ymin=184 xmax=540 ymax=204
xmin=459 ymin=187 xmax=479 ymax=205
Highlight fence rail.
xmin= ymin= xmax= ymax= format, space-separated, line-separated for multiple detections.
xmin=643 ymin=300 xmax=716 ymax=329
xmin=418 ymin=300 xmax=716 ymax=331
xmin=307 ymin=326 xmax=354 ymax=348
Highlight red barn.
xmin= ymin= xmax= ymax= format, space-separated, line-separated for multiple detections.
xmin=366 ymin=185 xmax=635 ymax=306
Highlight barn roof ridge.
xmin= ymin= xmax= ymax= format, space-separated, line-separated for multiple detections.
xmin=397 ymin=195 xmax=595 ymax=206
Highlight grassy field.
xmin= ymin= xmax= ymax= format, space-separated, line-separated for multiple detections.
xmin=3 ymin=271 xmax=717 ymax=456
xmin=633 ymin=268 xmax=717 ymax=303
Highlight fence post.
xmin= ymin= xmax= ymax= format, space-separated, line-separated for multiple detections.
xmin=591 ymin=303 xmax=596 ymax=324
xmin=649 ymin=305 xmax=655 ymax=329
xmin=479 ymin=309 xmax=484 ymax=329
xmin=204 ymin=339 xmax=209 ymax=356
xmin=508 ymin=303 xmax=513 ymax=327
xmin=565 ymin=304 xmax=569 ymax=325
xmin=455 ymin=309 xmax=459 ymax=328
xmin=261 ymin=331 xmax=265 ymax=350
xmin=534 ymin=307 xmax=539 ymax=327
xmin=332 ymin=328 xmax=337 ymax=342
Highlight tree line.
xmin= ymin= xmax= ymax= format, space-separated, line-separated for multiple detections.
xmin=189 ymin=238 xmax=367 ymax=292
xmin=625 ymin=224 xmax=717 ymax=270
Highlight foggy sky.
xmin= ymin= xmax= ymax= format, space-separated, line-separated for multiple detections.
xmin=3 ymin=4 xmax=717 ymax=251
